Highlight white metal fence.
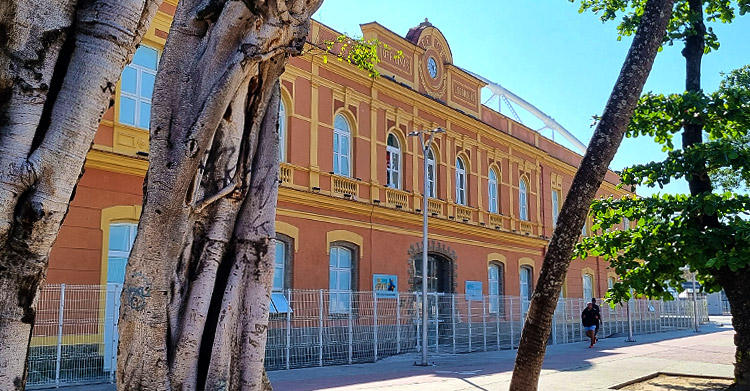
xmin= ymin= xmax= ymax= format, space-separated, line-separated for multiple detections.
xmin=27 ymin=285 xmax=709 ymax=388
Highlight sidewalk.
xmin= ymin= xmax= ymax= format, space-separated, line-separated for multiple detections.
xmin=269 ymin=317 xmax=735 ymax=391
xmin=50 ymin=317 xmax=735 ymax=391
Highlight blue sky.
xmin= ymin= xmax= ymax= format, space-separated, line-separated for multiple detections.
xmin=313 ymin=1 xmax=750 ymax=197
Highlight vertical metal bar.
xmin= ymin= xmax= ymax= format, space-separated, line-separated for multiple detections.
xmin=414 ymin=292 xmax=422 ymax=352
xmin=373 ymin=291 xmax=378 ymax=362
xmin=482 ymin=296 xmax=487 ymax=351
xmin=468 ymin=296 xmax=473 ymax=352
xmin=496 ymin=296 xmax=501 ymax=351
xmin=55 ymin=284 xmax=66 ymax=388
xmin=348 ymin=295 xmax=353 ymax=365
xmin=318 ymin=289 xmax=323 ymax=367
xmin=434 ymin=293 xmax=439 ymax=353
xmin=692 ymin=274 xmax=700 ymax=332
xmin=451 ymin=294 xmax=456 ymax=354
xmin=396 ymin=291 xmax=401 ymax=354
xmin=286 ymin=289 xmax=292 ymax=370
xmin=509 ymin=296 xmax=514 ymax=349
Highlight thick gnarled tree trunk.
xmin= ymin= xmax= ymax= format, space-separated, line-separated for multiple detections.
xmin=508 ymin=0 xmax=675 ymax=389
xmin=0 ymin=1 xmax=160 ymax=388
xmin=117 ymin=1 xmax=323 ymax=389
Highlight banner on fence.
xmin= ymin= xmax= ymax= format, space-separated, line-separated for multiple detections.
xmin=373 ymin=274 xmax=398 ymax=297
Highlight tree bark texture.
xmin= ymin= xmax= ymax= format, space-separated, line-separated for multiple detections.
xmin=0 ymin=1 xmax=160 ymax=388
xmin=508 ymin=0 xmax=675 ymax=389
xmin=116 ymin=1 xmax=323 ymax=390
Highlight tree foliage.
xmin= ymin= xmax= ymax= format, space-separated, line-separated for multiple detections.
xmin=320 ymin=35 xmax=402 ymax=78
xmin=575 ymin=64 xmax=750 ymax=303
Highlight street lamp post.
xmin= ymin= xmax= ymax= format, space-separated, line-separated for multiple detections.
xmin=409 ymin=127 xmax=445 ymax=366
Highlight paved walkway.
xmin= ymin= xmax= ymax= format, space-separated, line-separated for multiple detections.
xmin=52 ymin=317 xmax=735 ymax=391
xmin=269 ymin=317 xmax=736 ymax=391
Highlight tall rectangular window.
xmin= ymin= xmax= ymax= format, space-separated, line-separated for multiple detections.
xmin=552 ymin=189 xmax=561 ymax=227
xmin=108 ymin=223 xmax=138 ymax=284
xmin=119 ymin=46 xmax=158 ymax=129
xmin=455 ymin=157 xmax=466 ymax=205
xmin=583 ymin=274 xmax=594 ymax=300
xmin=488 ymin=169 xmax=499 ymax=214
xmin=329 ymin=246 xmax=352 ymax=314
xmin=519 ymin=179 xmax=529 ymax=221
xmin=427 ymin=148 xmax=436 ymax=198
xmin=333 ymin=114 xmax=351 ymax=177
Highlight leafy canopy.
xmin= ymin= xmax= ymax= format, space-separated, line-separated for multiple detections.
xmin=574 ymin=65 xmax=750 ymax=304
xmin=576 ymin=0 xmax=750 ymax=52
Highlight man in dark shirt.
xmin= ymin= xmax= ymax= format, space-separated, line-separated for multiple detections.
xmin=591 ymin=298 xmax=601 ymax=338
xmin=581 ymin=302 xmax=599 ymax=348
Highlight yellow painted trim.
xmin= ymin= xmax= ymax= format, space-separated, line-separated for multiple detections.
xmin=275 ymin=221 xmax=299 ymax=253
xmin=487 ymin=252 xmax=507 ymax=265
xmin=31 ymin=333 xmax=103 ymax=347
xmin=326 ymin=230 xmax=364 ymax=258
xmin=86 ymin=148 xmax=148 ymax=176
xmin=561 ymin=280 xmax=568 ymax=298
xmin=100 ymin=205 xmax=142 ymax=288
xmin=519 ymin=257 xmax=535 ymax=270
xmin=280 ymin=85 xmax=293 ymax=163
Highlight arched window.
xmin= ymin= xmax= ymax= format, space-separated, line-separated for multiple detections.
xmin=119 ymin=45 xmax=158 ymax=129
xmin=488 ymin=168 xmax=499 ymax=214
xmin=488 ymin=262 xmax=504 ymax=313
xmin=333 ymin=114 xmax=351 ymax=177
xmin=581 ymin=219 xmax=588 ymax=237
xmin=607 ymin=276 xmax=615 ymax=290
xmin=520 ymin=266 xmax=533 ymax=302
xmin=455 ymin=157 xmax=467 ymax=205
xmin=551 ymin=189 xmax=561 ymax=227
xmin=107 ymin=223 xmax=138 ymax=284
xmin=583 ymin=274 xmax=594 ymax=301
xmin=519 ymin=177 xmax=529 ymax=221
xmin=279 ymin=100 xmax=287 ymax=162
xmin=386 ymin=133 xmax=401 ymax=189
xmin=426 ymin=148 xmax=436 ymax=198
xmin=329 ymin=244 xmax=355 ymax=314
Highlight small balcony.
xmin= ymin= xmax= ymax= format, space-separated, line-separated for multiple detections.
xmin=488 ymin=213 xmax=504 ymax=229
xmin=455 ymin=205 xmax=473 ymax=223
xmin=520 ymin=221 xmax=533 ymax=235
xmin=332 ymin=175 xmax=358 ymax=198
xmin=279 ymin=163 xmax=293 ymax=185
xmin=385 ymin=187 xmax=409 ymax=210
xmin=427 ymin=198 xmax=445 ymax=217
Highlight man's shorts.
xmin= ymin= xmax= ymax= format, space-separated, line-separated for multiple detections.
xmin=584 ymin=325 xmax=597 ymax=331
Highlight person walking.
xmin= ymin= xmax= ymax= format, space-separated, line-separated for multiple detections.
xmin=591 ymin=298 xmax=601 ymax=338
xmin=582 ymin=302 xmax=599 ymax=348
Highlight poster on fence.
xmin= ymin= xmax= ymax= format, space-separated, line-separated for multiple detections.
xmin=373 ymin=274 xmax=398 ymax=298
xmin=465 ymin=280 xmax=483 ymax=301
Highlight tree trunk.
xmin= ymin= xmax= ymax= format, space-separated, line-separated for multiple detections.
xmin=508 ymin=0 xmax=675 ymax=389
xmin=0 ymin=1 xmax=160 ymax=388
xmin=116 ymin=1 xmax=323 ymax=389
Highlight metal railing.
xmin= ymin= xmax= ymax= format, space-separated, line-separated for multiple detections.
xmin=27 ymin=285 xmax=709 ymax=388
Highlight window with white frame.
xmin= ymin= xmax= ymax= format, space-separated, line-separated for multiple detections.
xmin=279 ymin=100 xmax=287 ymax=162
xmin=488 ymin=168 xmax=499 ymax=214
xmin=455 ymin=157 xmax=467 ymax=205
xmin=608 ymin=276 xmax=615 ymax=290
xmin=119 ymin=46 xmax=158 ymax=129
xmin=333 ymin=114 xmax=351 ymax=177
xmin=583 ymin=274 xmax=594 ymax=300
xmin=270 ymin=237 xmax=292 ymax=313
xmin=426 ymin=148 xmax=436 ymax=198
xmin=329 ymin=245 xmax=353 ymax=314
xmin=107 ymin=223 xmax=138 ymax=284
xmin=386 ymin=133 xmax=401 ymax=189
xmin=519 ymin=177 xmax=529 ymax=221
xmin=520 ymin=266 xmax=532 ymax=302
xmin=552 ymin=189 xmax=561 ymax=227
xmin=488 ymin=262 xmax=504 ymax=313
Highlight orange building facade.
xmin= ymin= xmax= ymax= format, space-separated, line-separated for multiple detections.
xmin=47 ymin=10 xmax=631 ymax=307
